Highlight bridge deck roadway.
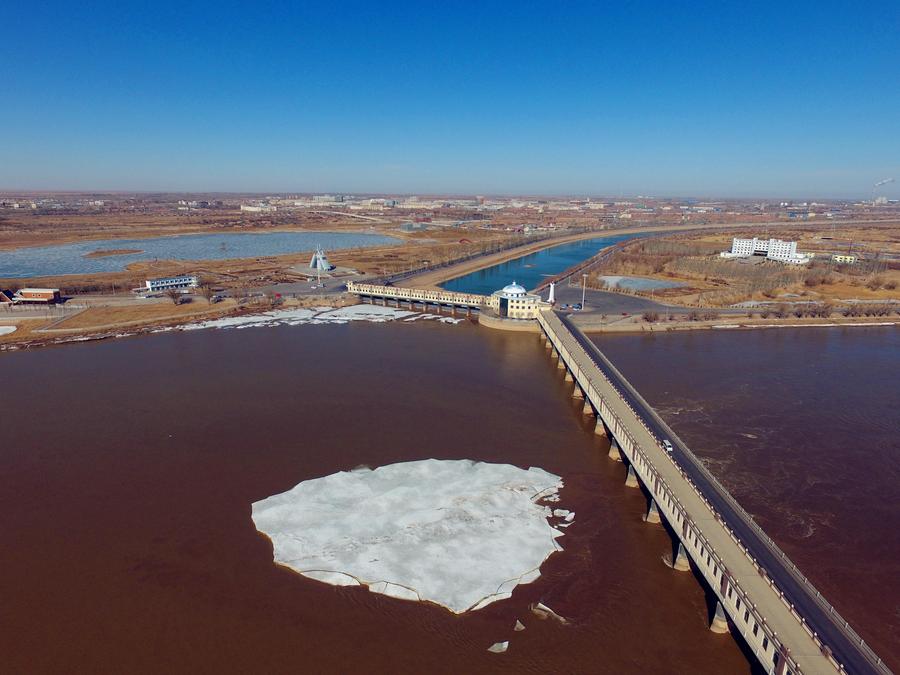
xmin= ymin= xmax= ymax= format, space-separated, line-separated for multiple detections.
xmin=541 ymin=310 xmax=888 ymax=675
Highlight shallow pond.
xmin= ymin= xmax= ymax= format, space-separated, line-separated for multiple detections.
xmin=0 ymin=231 xmax=400 ymax=277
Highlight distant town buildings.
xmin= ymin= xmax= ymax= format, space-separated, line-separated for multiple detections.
xmin=240 ymin=204 xmax=277 ymax=213
xmin=144 ymin=275 xmax=200 ymax=293
xmin=400 ymin=222 xmax=428 ymax=232
xmin=832 ymin=254 xmax=857 ymax=264
xmin=720 ymin=237 xmax=812 ymax=265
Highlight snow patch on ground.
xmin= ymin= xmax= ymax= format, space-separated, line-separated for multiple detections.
xmin=252 ymin=458 xmax=569 ymax=613
xmin=180 ymin=304 xmax=462 ymax=331
xmin=0 ymin=326 xmax=17 ymax=336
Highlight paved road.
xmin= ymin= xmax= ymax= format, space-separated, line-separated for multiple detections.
xmin=559 ymin=313 xmax=888 ymax=675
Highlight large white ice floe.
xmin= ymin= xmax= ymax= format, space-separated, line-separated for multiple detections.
xmin=251 ymin=459 xmax=570 ymax=613
xmin=0 ymin=326 xmax=17 ymax=336
xmin=180 ymin=303 xmax=461 ymax=331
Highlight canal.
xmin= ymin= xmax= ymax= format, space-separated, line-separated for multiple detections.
xmin=438 ymin=233 xmax=642 ymax=295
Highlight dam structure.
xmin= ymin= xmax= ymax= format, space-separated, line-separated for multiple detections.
xmin=539 ymin=309 xmax=889 ymax=675
xmin=346 ymin=281 xmax=487 ymax=315
xmin=346 ymin=281 xmax=548 ymax=327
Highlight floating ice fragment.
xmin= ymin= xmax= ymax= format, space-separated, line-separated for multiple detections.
xmin=514 ymin=620 xmax=526 ymax=632
xmin=252 ymin=459 xmax=568 ymax=613
xmin=487 ymin=641 xmax=509 ymax=654
xmin=530 ymin=602 xmax=569 ymax=624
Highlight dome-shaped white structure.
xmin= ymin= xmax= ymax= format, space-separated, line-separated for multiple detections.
xmin=488 ymin=280 xmax=546 ymax=321
xmin=499 ymin=281 xmax=527 ymax=298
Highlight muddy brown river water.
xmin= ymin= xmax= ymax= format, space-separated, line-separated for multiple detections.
xmin=595 ymin=326 xmax=900 ymax=671
xmin=1 ymin=320 xmax=894 ymax=673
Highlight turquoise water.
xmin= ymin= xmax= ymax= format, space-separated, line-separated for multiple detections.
xmin=0 ymin=231 xmax=400 ymax=278
xmin=439 ymin=233 xmax=641 ymax=294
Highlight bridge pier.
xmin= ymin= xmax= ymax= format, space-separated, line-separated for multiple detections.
xmin=556 ymin=357 xmax=566 ymax=370
xmin=594 ymin=419 xmax=608 ymax=436
xmin=625 ymin=464 xmax=640 ymax=488
xmin=608 ymin=440 xmax=622 ymax=461
xmin=710 ymin=601 xmax=730 ymax=634
xmin=673 ymin=542 xmax=690 ymax=571
xmin=571 ymin=384 xmax=583 ymax=399
xmin=582 ymin=400 xmax=594 ymax=416
xmin=564 ymin=369 xmax=574 ymax=382
xmin=644 ymin=499 xmax=661 ymax=524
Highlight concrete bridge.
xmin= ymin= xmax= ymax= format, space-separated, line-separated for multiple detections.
xmin=346 ymin=281 xmax=488 ymax=314
xmin=539 ymin=309 xmax=890 ymax=675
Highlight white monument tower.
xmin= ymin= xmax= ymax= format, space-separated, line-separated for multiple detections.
xmin=547 ymin=282 xmax=556 ymax=305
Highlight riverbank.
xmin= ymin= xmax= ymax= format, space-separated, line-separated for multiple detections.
xmin=0 ymin=295 xmax=355 ymax=350
xmin=574 ymin=312 xmax=900 ymax=333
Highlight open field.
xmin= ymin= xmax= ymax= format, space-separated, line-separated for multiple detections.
xmin=581 ymin=222 xmax=900 ymax=307
xmin=0 ymin=209 xmax=393 ymax=251
xmin=0 ymin=225 xmax=515 ymax=296
xmin=46 ymin=299 xmax=239 ymax=331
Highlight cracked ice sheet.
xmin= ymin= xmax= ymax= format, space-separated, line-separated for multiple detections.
xmin=180 ymin=304 xmax=425 ymax=331
xmin=252 ymin=459 xmax=570 ymax=614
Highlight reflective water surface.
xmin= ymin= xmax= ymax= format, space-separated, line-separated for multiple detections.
xmin=439 ymin=234 xmax=640 ymax=294
xmin=595 ymin=326 xmax=900 ymax=670
xmin=0 ymin=231 xmax=400 ymax=277
xmin=0 ymin=322 xmax=752 ymax=674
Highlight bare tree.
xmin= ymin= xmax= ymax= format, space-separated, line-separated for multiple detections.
xmin=164 ymin=289 xmax=181 ymax=305
xmin=200 ymin=284 xmax=216 ymax=304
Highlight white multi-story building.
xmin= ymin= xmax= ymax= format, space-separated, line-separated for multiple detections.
xmin=144 ymin=275 xmax=200 ymax=293
xmin=720 ymin=238 xmax=811 ymax=264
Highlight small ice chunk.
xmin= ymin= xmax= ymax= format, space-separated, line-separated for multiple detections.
xmin=531 ymin=602 xmax=569 ymax=624
xmin=514 ymin=620 xmax=526 ymax=632
xmin=487 ymin=641 xmax=509 ymax=654
xmin=553 ymin=509 xmax=570 ymax=518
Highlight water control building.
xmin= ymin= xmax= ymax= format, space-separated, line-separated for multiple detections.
xmin=487 ymin=282 xmax=545 ymax=319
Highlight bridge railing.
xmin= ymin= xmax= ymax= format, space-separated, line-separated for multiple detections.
xmin=551 ymin=312 xmax=889 ymax=675
xmin=543 ymin=310 xmax=893 ymax=675
xmin=538 ymin=311 xmax=826 ymax=675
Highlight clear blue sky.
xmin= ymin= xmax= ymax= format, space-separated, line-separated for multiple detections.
xmin=3 ymin=1 xmax=898 ymax=198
